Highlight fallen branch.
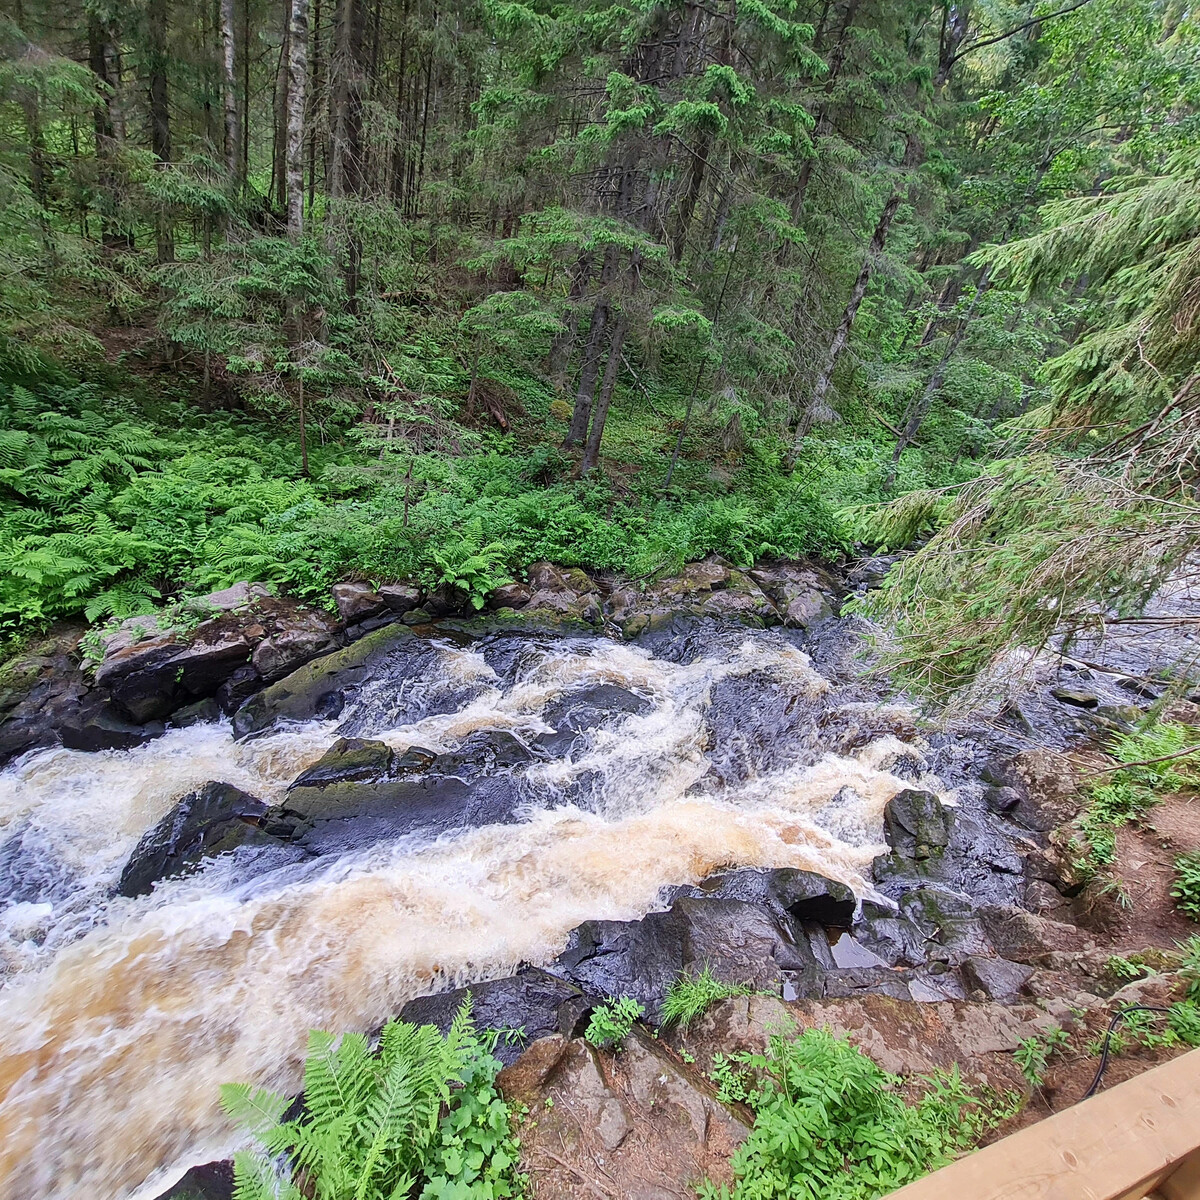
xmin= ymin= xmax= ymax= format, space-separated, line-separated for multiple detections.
xmin=1079 ymin=743 xmax=1200 ymax=778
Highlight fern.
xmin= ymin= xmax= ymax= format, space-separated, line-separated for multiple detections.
xmin=222 ymin=1000 xmax=524 ymax=1200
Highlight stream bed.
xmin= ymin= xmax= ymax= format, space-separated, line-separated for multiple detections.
xmin=0 ymin=617 xmax=997 ymax=1200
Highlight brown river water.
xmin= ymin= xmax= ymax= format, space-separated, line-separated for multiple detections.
xmin=0 ymin=626 xmax=944 ymax=1199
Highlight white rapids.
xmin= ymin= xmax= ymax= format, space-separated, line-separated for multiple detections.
xmin=0 ymin=627 xmax=943 ymax=1200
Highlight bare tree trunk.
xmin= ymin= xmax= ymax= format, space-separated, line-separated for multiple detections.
xmin=564 ymin=297 xmax=609 ymax=447
xmin=87 ymin=19 xmax=126 ymax=249
xmin=548 ymin=253 xmax=593 ymax=390
xmin=271 ymin=12 xmax=290 ymax=209
xmin=285 ymin=0 xmax=309 ymax=237
xmin=886 ymin=267 xmax=991 ymax=486
xmin=147 ymin=0 xmax=174 ymax=262
xmin=219 ymin=0 xmax=241 ymax=184
xmin=328 ymin=0 xmax=366 ymax=298
xmin=581 ymin=316 xmax=627 ymax=474
xmin=787 ymin=187 xmax=903 ymax=469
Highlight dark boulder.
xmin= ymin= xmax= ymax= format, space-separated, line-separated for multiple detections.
xmin=153 ymin=1161 xmax=233 ymax=1200
xmin=487 ymin=582 xmax=532 ymax=611
xmin=332 ymin=582 xmax=388 ymax=622
xmin=961 ymin=956 xmax=1034 ymax=1001
xmin=670 ymin=867 xmax=855 ymax=928
xmin=117 ymin=782 xmax=307 ymax=897
xmin=251 ymin=615 xmax=337 ymax=682
xmin=288 ymin=731 xmax=530 ymax=855
xmin=883 ymin=789 xmax=953 ymax=860
xmin=232 ymin=624 xmax=416 ymax=739
xmin=289 ymin=737 xmax=396 ymax=789
xmin=59 ymin=699 xmax=165 ymax=752
xmin=534 ymin=685 xmax=653 ymax=758
xmin=379 ymin=583 xmax=422 ymax=612
xmin=399 ymin=969 xmax=585 ymax=1065
xmin=550 ymin=897 xmax=814 ymax=1020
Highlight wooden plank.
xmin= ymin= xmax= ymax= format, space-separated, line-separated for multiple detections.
xmin=1162 ymin=1149 xmax=1200 ymax=1200
xmin=886 ymin=1049 xmax=1200 ymax=1200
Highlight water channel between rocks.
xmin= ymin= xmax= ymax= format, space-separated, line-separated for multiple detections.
xmin=0 ymin=621 xmax=947 ymax=1200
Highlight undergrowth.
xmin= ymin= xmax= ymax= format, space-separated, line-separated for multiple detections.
xmin=0 ymin=375 xmax=847 ymax=632
xmin=660 ymin=967 xmax=751 ymax=1033
xmin=1071 ymin=722 xmax=1200 ymax=879
xmin=220 ymin=1000 xmax=524 ymax=1200
xmin=700 ymin=1026 xmax=1013 ymax=1200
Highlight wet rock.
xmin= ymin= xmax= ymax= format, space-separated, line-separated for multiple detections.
xmin=534 ymin=684 xmax=653 ymax=757
xmin=232 ymin=624 xmax=415 ymax=739
xmin=961 ymin=956 xmax=1034 ymax=1001
xmin=215 ymin=665 xmax=262 ymax=714
xmin=845 ymin=555 xmax=898 ymax=590
xmin=289 ymin=737 xmax=395 ymax=789
xmin=898 ymin=888 xmax=993 ymax=965
xmin=853 ymin=899 xmax=930 ymax=968
xmin=401 ymin=607 xmax=432 ymax=625
xmin=1052 ymin=686 xmax=1099 ymax=708
xmin=486 ymin=582 xmax=531 ymax=610
xmin=117 ymin=781 xmax=307 ymax=897
xmin=400 ymin=969 xmax=584 ymax=1065
xmin=749 ymin=560 xmax=839 ymax=628
xmin=671 ymin=867 xmax=856 ymax=928
xmin=332 ymin=582 xmax=387 ymax=622
xmin=379 ymin=582 xmax=422 ymax=612
xmin=289 ymin=731 xmax=529 ymax=854
xmin=982 ymin=747 xmax=1080 ymax=832
xmin=983 ymin=785 xmax=1022 ymax=814
xmin=59 ymin=700 xmax=165 ymax=752
xmin=425 ymin=584 xmax=470 ymax=616
xmin=551 ymin=897 xmax=813 ymax=1020
xmin=975 ymin=904 xmax=1087 ymax=963
xmin=169 ymin=697 xmax=222 ymax=727
xmin=496 ymin=1035 xmax=570 ymax=1103
xmin=526 ymin=561 xmax=570 ymax=592
xmin=562 ymin=567 xmax=598 ymax=594
xmin=883 ymin=789 xmax=952 ymax=859
xmin=251 ymin=615 xmax=336 ymax=682
xmin=153 ymin=1160 xmax=233 ymax=1200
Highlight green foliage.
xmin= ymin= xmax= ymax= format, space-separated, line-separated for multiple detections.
xmin=660 ymin=967 xmax=750 ymax=1033
xmin=700 ymin=1027 xmax=1002 ymax=1200
xmin=1178 ymin=937 xmax=1200 ymax=1004
xmin=1105 ymin=954 xmax=1151 ymax=984
xmin=425 ymin=520 xmax=512 ymax=610
xmin=584 ymin=997 xmax=644 ymax=1051
xmin=220 ymin=1000 xmax=524 ymax=1200
xmin=1172 ymin=853 xmax=1200 ymax=921
xmin=1013 ymin=1027 xmax=1070 ymax=1089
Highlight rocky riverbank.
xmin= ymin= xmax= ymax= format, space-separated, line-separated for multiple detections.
xmin=2 ymin=555 xmax=1196 ymax=1200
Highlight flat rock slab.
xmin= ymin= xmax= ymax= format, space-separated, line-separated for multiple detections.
xmin=682 ymin=993 xmax=1057 ymax=1088
xmin=507 ymin=1032 xmax=748 ymax=1200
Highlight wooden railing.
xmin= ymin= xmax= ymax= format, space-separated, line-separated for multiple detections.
xmin=886 ymin=1048 xmax=1200 ymax=1200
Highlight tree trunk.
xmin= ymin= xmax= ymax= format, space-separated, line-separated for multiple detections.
xmin=219 ymin=0 xmax=240 ymax=183
xmin=147 ymin=0 xmax=174 ymax=262
xmin=285 ymin=0 xmax=309 ymax=237
xmin=547 ymin=253 xmax=593 ymax=390
xmin=271 ymin=13 xmax=290 ymax=209
xmin=87 ymin=19 xmax=128 ymax=249
xmin=886 ymin=267 xmax=991 ymax=486
xmin=581 ymin=316 xmax=627 ymax=474
xmin=328 ymin=0 xmax=366 ymax=298
xmin=564 ymin=297 xmax=609 ymax=447
xmin=791 ymin=0 xmax=860 ymax=224
xmin=787 ymin=188 xmax=903 ymax=468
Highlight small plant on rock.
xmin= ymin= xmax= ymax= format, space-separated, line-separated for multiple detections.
xmin=584 ymin=996 xmax=644 ymax=1051
xmin=1105 ymin=954 xmax=1150 ymax=983
xmin=219 ymin=999 xmax=524 ymax=1200
xmin=1013 ymin=1026 xmax=1070 ymax=1089
xmin=660 ymin=966 xmax=750 ymax=1033
xmin=1171 ymin=853 xmax=1200 ymax=921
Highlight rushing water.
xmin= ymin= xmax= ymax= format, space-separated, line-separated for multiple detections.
xmin=0 ymin=622 xmax=950 ymax=1200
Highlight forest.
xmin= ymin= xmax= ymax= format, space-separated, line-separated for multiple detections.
xmin=0 ymin=0 xmax=1197 ymax=698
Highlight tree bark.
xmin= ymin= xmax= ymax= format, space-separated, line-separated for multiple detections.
xmin=564 ymin=297 xmax=609 ymax=447
xmin=886 ymin=267 xmax=991 ymax=485
xmin=87 ymin=18 xmax=127 ymax=249
xmin=219 ymin=0 xmax=241 ymax=183
xmin=328 ymin=0 xmax=366 ymax=298
xmin=285 ymin=0 xmax=309 ymax=237
xmin=581 ymin=316 xmax=627 ymax=474
xmin=147 ymin=0 xmax=174 ymax=261
xmin=787 ymin=189 xmax=902 ymax=468
xmin=547 ymin=253 xmax=593 ymax=390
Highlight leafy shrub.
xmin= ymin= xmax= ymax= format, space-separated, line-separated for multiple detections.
xmin=1172 ymin=853 xmax=1200 ymax=921
xmin=1013 ymin=1026 xmax=1070 ymax=1089
xmin=1105 ymin=954 xmax=1150 ymax=983
xmin=584 ymin=997 xmax=644 ymax=1051
xmin=220 ymin=1000 xmax=524 ymax=1200
xmin=1178 ymin=936 xmax=1200 ymax=1004
xmin=660 ymin=967 xmax=750 ymax=1033
xmin=701 ymin=1027 xmax=1002 ymax=1200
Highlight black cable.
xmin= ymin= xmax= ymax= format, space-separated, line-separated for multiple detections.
xmin=1081 ymin=1005 xmax=1173 ymax=1100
